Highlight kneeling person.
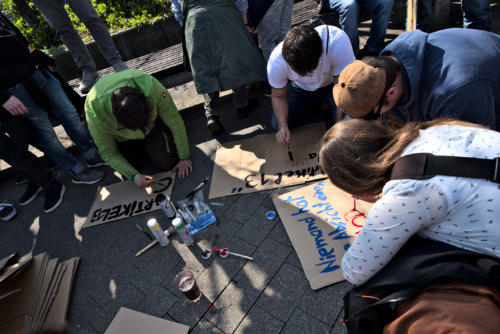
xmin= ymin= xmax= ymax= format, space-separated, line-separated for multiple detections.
xmin=85 ymin=69 xmax=192 ymax=188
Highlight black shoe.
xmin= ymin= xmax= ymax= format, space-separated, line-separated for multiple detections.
xmin=19 ymin=183 xmax=42 ymax=206
xmin=237 ymin=99 xmax=260 ymax=118
xmin=15 ymin=175 xmax=29 ymax=185
xmin=0 ymin=203 xmax=17 ymax=221
xmin=207 ymin=116 xmax=224 ymax=134
xmin=356 ymin=47 xmax=379 ymax=60
xmin=69 ymin=168 xmax=105 ymax=184
xmin=262 ymin=84 xmax=272 ymax=98
xmin=44 ymin=184 xmax=65 ymax=213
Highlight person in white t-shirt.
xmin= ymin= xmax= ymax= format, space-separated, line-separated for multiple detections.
xmin=267 ymin=25 xmax=354 ymax=148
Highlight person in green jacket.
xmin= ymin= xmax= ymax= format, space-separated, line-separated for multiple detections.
xmin=85 ymin=69 xmax=192 ymax=188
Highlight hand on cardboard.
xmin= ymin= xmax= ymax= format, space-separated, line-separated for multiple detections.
xmin=135 ymin=174 xmax=154 ymax=188
xmin=276 ymin=127 xmax=291 ymax=150
xmin=173 ymin=159 xmax=192 ymax=179
xmin=3 ymin=96 xmax=28 ymax=116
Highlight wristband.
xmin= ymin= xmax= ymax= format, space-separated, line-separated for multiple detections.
xmin=133 ymin=173 xmax=141 ymax=183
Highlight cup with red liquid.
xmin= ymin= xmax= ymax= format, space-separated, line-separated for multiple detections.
xmin=174 ymin=270 xmax=202 ymax=302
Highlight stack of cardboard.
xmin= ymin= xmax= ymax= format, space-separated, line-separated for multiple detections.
xmin=0 ymin=253 xmax=80 ymax=333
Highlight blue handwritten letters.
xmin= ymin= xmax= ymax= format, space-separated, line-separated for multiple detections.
xmin=284 ymin=181 xmax=355 ymax=274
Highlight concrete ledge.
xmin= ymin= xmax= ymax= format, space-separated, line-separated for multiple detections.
xmin=54 ymin=16 xmax=182 ymax=81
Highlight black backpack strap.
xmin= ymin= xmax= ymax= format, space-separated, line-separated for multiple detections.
xmin=391 ymin=153 xmax=500 ymax=183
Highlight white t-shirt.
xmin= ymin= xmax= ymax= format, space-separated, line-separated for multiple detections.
xmin=342 ymin=125 xmax=500 ymax=285
xmin=267 ymin=25 xmax=354 ymax=91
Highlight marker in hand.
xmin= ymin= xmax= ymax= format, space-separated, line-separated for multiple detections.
xmin=281 ymin=128 xmax=293 ymax=161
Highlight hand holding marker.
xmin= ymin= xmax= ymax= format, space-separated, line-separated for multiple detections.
xmin=281 ymin=128 xmax=293 ymax=161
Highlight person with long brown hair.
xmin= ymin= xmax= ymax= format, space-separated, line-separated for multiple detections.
xmin=319 ymin=118 xmax=500 ymax=285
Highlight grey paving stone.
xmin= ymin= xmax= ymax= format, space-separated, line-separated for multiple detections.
xmin=255 ymin=263 xmax=308 ymax=322
xmin=194 ymin=215 xmax=244 ymax=249
xmin=236 ymin=237 xmax=292 ymax=290
xmin=73 ymin=323 xmax=99 ymax=334
xmin=134 ymin=286 xmax=178 ymax=318
xmin=298 ymin=281 xmax=353 ymax=326
xmin=282 ymin=308 xmax=331 ymax=334
xmin=268 ymin=220 xmax=292 ymax=246
xmin=225 ymin=191 xmax=268 ymax=224
xmin=236 ymin=206 xmax=278 ymax=246
xmin=285 ymin=249 xmax=302 ymax=269
xmin=234 ymin=305 xmax=285 ymax=334
xmin=89 ymin=303 xmax=123 ymax=333
xmin=203 ymin=276 xmax=262 ymax=333
xmin=191 ymin=319 xmax=225 ymax=334
xmin=196 ymin=237 xmax=255 ymax=301
xmin=168 ymin=293 xmax=214 ymax=328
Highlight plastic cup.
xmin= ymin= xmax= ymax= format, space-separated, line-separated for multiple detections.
xmin=174 ymin=270 xmax=201 ymax=302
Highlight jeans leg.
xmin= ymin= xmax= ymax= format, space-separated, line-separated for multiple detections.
xmin=7 ymin=80 xmax=79 ymax=170
xmin=32 ymin=0 xmax=97 ymax=73
xmin=39 ymin=70 xmax=95 ymax=155
xmin=270 ymin=82 xmax=313 ymax=130
xmin=317 ymin=83 xmax=337 ymax=127
xmin=67 ymin=0 xmax=123 ymax=65
xmin=462 ymin=0 xmax=492 ymax=31
xmin=204 ymin=92 xmax=220 ymax=118
xmin=257 ymin=0 xmax=293 ymax=62
xmin=416 ymin=0 xmax=433 ymax=32
xmin=232 ymin=84 xmax=248 ymax=109
xmin=358 ymin=0 xmax=393 ymax=52
xmin=327 ymin=0 xmax=360 ymax=54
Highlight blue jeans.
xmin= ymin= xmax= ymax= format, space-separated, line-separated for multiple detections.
xmin=271 ymin=82 xmax=336 ymax=130
xmin=326 ymin=0 xmax=393 ymax=54
xmin=462 ymin=0 xmax=491 ymax=31
xmin=7 ymin=69 xmax=93 ymax=171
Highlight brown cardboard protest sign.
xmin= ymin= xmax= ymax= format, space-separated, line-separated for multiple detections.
xmin=273 ymin=180 xmax=373 ymax=290
xmin=105 ymin=307 xmax=189 ymax=334
xmin=83 ymin=171 xmax=175 ymax=228
xmin=209 ymin=123 xmax=327 ymax=199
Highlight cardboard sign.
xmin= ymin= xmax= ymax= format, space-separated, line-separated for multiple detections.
xmin=209 ymin=123 xmax=327 ymax=199
xmin=105 ymin=307 xmax=189 ymax=334
xmin=83 ymin=171 xmax=175 ymax=228
xmin=273 ymin=180 xmax=373 ymax=290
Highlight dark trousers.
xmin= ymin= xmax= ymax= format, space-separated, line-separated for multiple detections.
xmin=0 ymin=116 xmax=60 ymax=190
xmin=117 ymin=119 xmax=179 ymax=175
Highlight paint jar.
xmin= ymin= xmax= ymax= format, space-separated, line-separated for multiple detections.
xmin=160 ymin=195 xmax=176 ymax=219
xmin=147 ymin=218 xmax=169 ymax=247
xmin=174 ymin=270 xmax=201 ymax=302
xmin=172 ymin=217 xmax=194 ymax=246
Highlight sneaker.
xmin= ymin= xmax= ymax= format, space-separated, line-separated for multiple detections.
xmin=19 ymin=183 xmax=43 ymax=206
xmin=207 ymin=116 xmax=224 ymax=134
xmin=112 ymin=61 xmax=129 ymax=72
xmin=0 ymin=203 xmax=17 ymax=221
xmin=79 ymin=71 xmax=100 ymax=94
xmin=15 ymin=175 xmax=29 ymax=185
xmin=86 ymin=150 xmax=108 ymax=168
xmin=44 ymin=184 xmax=65 ymax=213
xmin=237 ymin=99 xmax=259 ymax=118
xmin=70 ymin=168 xmax=105 ymax=185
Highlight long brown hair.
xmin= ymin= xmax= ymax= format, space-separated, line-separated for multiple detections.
xmin=319 ymin=118 xmax=486 ymax=196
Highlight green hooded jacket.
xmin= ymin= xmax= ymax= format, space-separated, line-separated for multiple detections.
xmin=85 ymin=69 xmax=190 ymax=180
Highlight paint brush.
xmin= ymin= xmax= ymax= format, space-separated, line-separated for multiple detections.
xmin=136 ymin=224 xmax=153 ymax=240
xmin=213 ymin=247 xmax=254 ymax=261
xmin=186 ymin=176 xmax=210 ymax=199
xmin=281 ymin=128 xmax=293 ymax=161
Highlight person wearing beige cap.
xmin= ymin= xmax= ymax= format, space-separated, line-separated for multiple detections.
xmin=334 ymin=28 xmax=500 ymax=130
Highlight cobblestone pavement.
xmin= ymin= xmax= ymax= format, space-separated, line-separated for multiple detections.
xmin=1 ymin=4 xmax=499 ymax=332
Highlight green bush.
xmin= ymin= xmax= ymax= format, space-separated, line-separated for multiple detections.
xmin=3 ymin=0 xmax=172 ymax=54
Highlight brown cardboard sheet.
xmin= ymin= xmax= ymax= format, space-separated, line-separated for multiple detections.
xmin=41 ymin=257 xmax=80 ymax=332
xmin=0 ymin=253 xmax=47 ymax=328
xmin=105 ymin=307 xmax=190 ymax=334
xmin=209 ymin=123 xmax=327 ymax=199
xmin=273 ymin=180 xmax=373 ymax=290
xmin=0 ymin=256 xmax=32 ymax=285
xmin=83 ymin=171 xmax=175 ymax=228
